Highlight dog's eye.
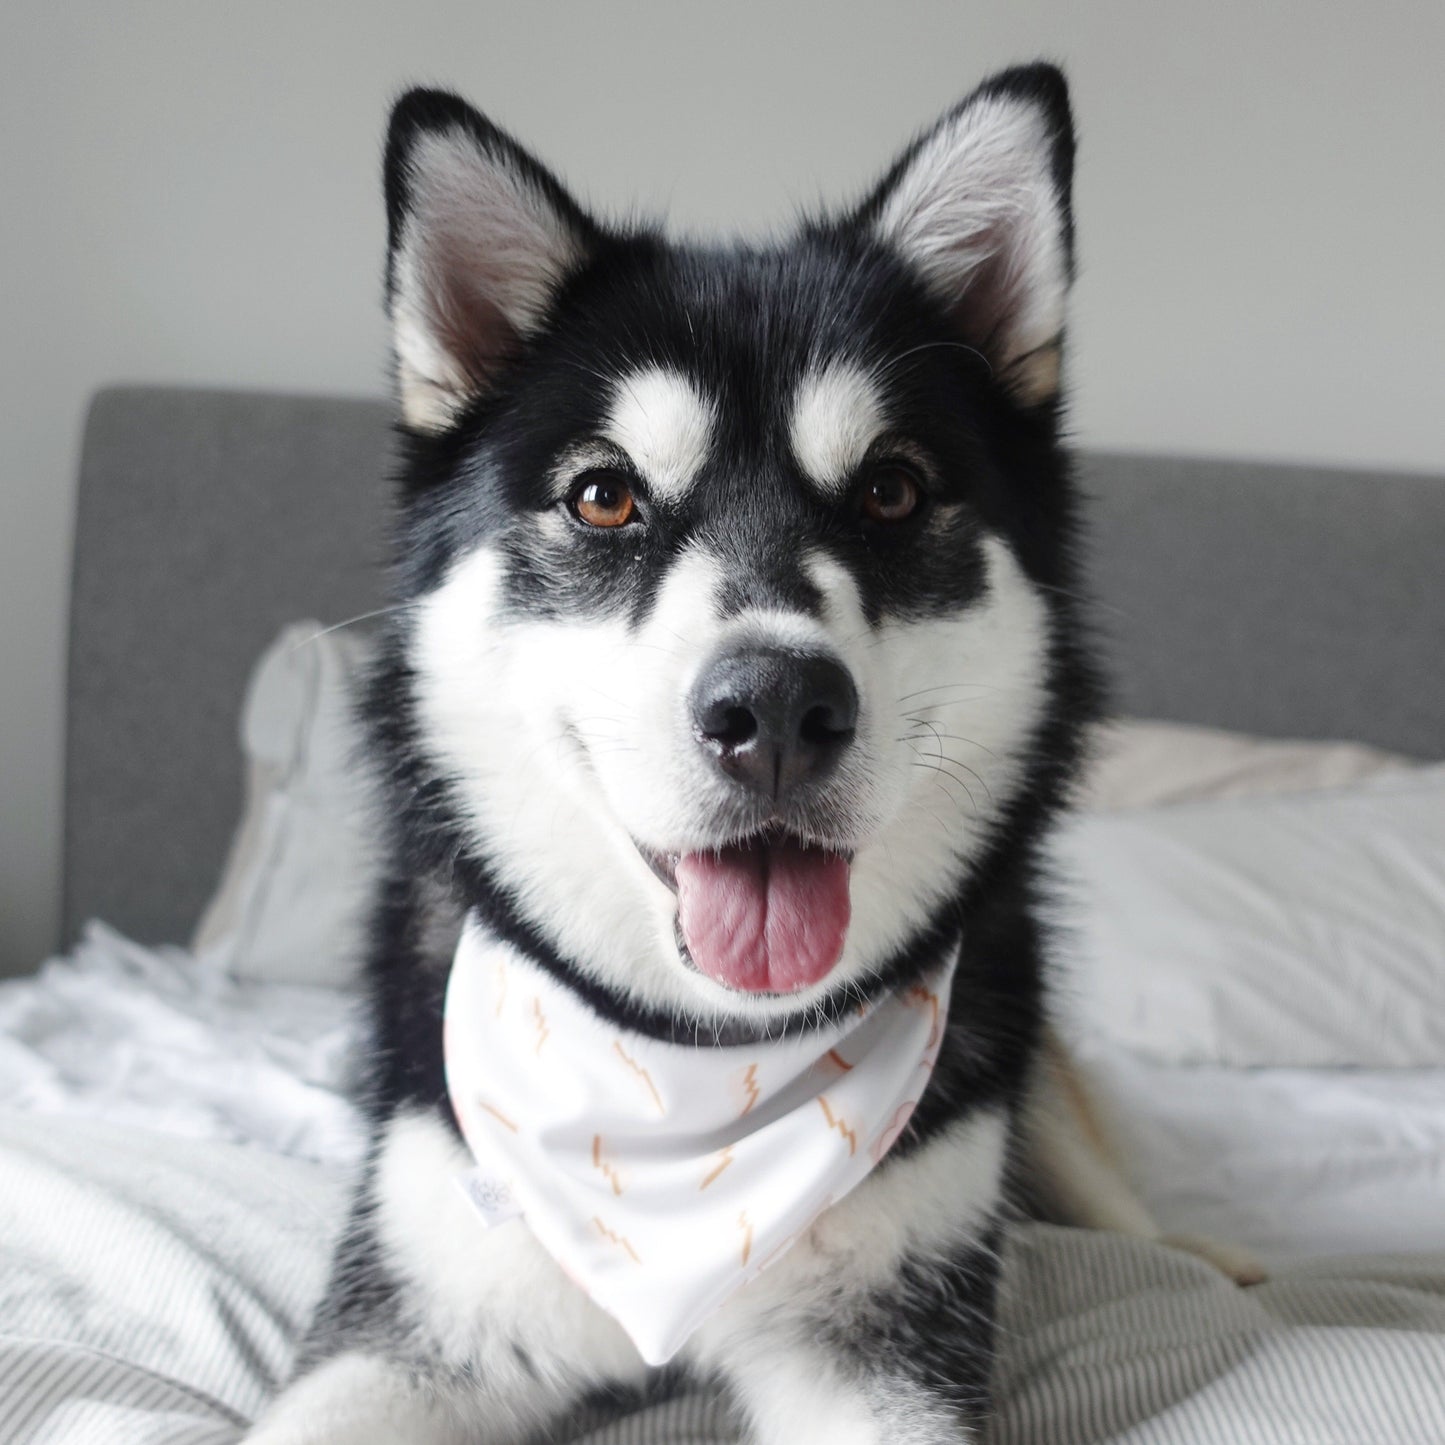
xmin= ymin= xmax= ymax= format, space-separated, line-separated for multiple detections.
xmin=569 ymin=471 xmax=637 ymax=529
xmin=860 ymin=464 xmax=923 ymax=525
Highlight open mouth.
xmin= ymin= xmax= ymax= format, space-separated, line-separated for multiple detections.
xmin=641 ymin=831 xmax=852 ymax=996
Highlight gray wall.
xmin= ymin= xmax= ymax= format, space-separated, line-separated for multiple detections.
xmin=2 ymin=0 xmax=1443 ymax=973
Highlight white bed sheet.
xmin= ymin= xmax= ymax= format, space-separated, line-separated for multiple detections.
xmin=0 ymin=923 xmax=364 ymax=1167
xmin=1078 ymin=1045 xmax=1445 ymax=1262
xmin=3 ymin=1111 xmax=1443 ymax=1445
xmin=3 ymin=925 xmax=1445 ymax=1443
xmin=0 ymin=1112 xmax=345 ymax=1444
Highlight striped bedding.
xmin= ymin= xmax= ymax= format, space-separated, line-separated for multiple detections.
xmin=3 ymin=1110 xmax=1443 ymax=1444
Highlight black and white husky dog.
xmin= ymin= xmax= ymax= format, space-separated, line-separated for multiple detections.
xmin=249 ymin=61 xmax=1190 ymax=1445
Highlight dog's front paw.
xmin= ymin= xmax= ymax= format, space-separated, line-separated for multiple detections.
xmin=1161 ymin=1231 xmax=1268 ymax=1286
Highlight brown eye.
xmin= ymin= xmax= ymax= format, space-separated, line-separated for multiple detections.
xmin=860 ymin=464 xmax=923 ymax=525
xmin=570 ymin=472 xmax=637 ymax=528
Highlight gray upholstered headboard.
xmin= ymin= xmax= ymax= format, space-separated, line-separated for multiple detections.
xmin=64 ymin=385 xmax=1445 ymax=948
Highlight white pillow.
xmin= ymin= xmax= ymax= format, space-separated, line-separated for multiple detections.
xmin=1077 ymin=718 xmax=1413 ymax=810
xmin=192 ymin=622 xmax=378 ymax=989
xmin=1052 ymin=766 xmax=1445 ymax=1069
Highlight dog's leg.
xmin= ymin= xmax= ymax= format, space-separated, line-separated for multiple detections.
xmin=688 ymin=1115 xmax=1005 ymax=1444
xmin=245 ymin=1351 xmax=501 ymax=1445
xmin=719 ymin=1347 xmax=982 ymax=1445
xmin=695 ymin=1243 xmax=998 ymax=1444
xmin=247 ymin=1107 xmax=648 ymax=1444
xmin=1025 ymin=1028 xmax=1267 ymax=1285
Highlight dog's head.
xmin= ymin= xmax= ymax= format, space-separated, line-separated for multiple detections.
xmin=376 ymin=66 xmax=1091 ymax=1030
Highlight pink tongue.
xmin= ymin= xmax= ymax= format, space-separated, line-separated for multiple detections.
xmin=675 ymin=841 xmax=851 ymax=993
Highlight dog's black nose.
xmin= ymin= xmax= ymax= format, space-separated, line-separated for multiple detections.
xmin=690 ymin=646 xmax=858 ymax=799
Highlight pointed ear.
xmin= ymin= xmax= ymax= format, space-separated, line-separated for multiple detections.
xmin=856 ymin=64 xmax=1075 ymax=406
xmin=383 ymin=89 xmax=599 ymax=432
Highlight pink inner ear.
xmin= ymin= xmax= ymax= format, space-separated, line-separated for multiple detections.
xmin=910 ymin=210 xmax=1066 ymax=406
xmin=427 ymin=223 xmax=526 ymax=391
xmin=944 ymin=226 xmax=1020 ymax=361
xmin=395 ymin=131 xmax=589 ymax=414
xmin=865 ymin=91 xmax=1070 ymax=403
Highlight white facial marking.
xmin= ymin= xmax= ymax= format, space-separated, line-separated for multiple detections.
xmin=788 ymin=361 xmax=887 ymax=496
xmin=603 ymin=367 xmax=716 ymax=502
xmin=411 ymin=522 xmax=1052 ymax=1027
xmin=803 ymin=549 xmax=867 ymax=631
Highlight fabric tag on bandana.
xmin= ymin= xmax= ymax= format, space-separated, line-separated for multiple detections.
xmin=454 ymin=1167 xmax=523 ymax=1226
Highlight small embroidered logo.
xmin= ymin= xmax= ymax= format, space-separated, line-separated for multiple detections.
xmin=472 ymin=1176 xmax=514 ymax=1213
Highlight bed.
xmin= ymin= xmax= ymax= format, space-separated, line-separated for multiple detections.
xmin=3 ymin=385 xmax=1443 ymax=1442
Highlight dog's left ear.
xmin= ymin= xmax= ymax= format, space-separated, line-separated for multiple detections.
xmin=853 ymin=64 xmax=1075 ymax=407
xmin=384 ymin=89 xmax=600 ymax=432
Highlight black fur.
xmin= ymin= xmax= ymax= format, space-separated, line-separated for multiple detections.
xmin=296 ymin=61 xmax=1099 ymax=1441
xmin=819 ymin=1238 xmax=1003 ymax=1428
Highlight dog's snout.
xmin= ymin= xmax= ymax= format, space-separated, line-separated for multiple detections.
xmin=690 ymin=646 xmax=857 ymax=798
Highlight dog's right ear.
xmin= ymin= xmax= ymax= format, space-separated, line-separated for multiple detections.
xmin=384 ymin=90 xmax=599 ymax=432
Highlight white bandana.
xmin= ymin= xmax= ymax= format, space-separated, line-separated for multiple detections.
xmin=443 ymin=915 xmax=958 ymax=1366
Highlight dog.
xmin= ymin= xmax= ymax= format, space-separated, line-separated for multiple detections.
xmin=248 ymin=62 xmax=1243 ymax=1445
